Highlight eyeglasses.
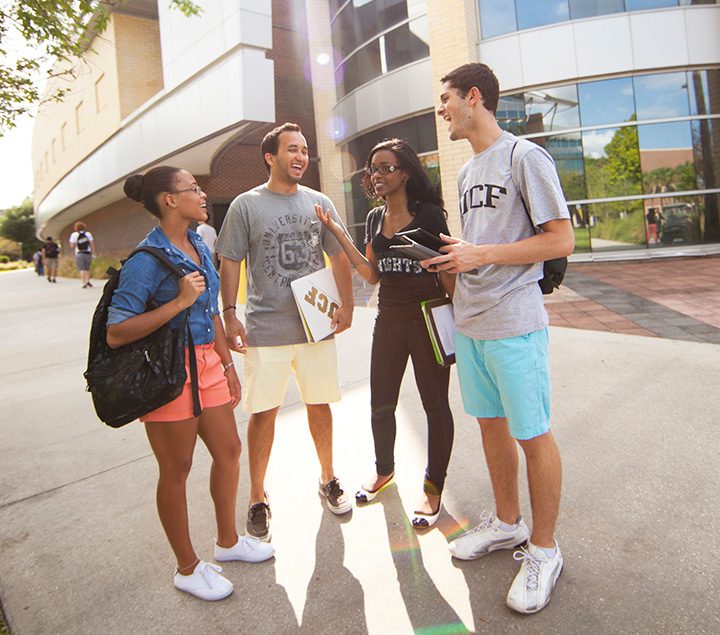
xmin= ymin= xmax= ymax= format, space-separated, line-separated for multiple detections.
xmin=365 ymin=165 xmax=400 ymax=176
xmin=171 ymin=185 xmax=203 ymax=195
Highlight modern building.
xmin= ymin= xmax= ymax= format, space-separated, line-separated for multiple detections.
xmin=33 ymin=0 xmax=720 ymax=261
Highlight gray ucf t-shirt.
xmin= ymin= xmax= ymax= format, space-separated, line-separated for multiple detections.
xmin=216 ymin=184 xmax=344 ymax=346
xmin=454 ymin=131 xmax=570 ymax=340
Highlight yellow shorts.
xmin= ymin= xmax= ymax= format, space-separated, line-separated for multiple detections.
xmin=242 ymin=339 xmax=341 ymax=414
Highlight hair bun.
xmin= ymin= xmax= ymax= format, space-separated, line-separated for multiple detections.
xmin=123 ymin=174 xmax=145 ymax=202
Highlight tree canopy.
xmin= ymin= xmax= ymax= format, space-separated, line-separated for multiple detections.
xmin=0 ymin=198 xmax=41 ymax=258
xmin=0 ymin=0 xmax=200 ymax=135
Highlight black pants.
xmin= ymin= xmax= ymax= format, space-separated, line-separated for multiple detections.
xmin=370 ymin=312 xmax=454 ymax=494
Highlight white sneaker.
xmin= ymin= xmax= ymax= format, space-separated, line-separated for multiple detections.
xmin=448 ymin=511 xmax=529 ymax=560
xmin=214 ymin=535 xmax=275 ymax=563
xmin=506 ymin=542 xmax=563 ymax=614
xmin=173 ymin=560 xmax=233 ymax=601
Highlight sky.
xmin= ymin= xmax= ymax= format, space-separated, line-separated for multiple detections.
xmin=0 ymin=114 xmax=34 ymax=210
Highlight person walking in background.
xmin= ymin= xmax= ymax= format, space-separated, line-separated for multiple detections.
xmin=426 ymin=63 xmax=575 ymax=614
xmin=33 ymin=249 xmax=44 ymax=276
xmin=109 ymin=166 xmax=274 ymax=601
xmin=69 ymin=221 xmax=95 ymax=288
xmin=315 ymin=138 xmax=455 ymax=529
xmin=196 ymin=218 xmax=219 ymax=268
xmin=41 ymin=236 xmax=59 ymax=283
xmin=217 ymin=122 xmax=355 ymax=542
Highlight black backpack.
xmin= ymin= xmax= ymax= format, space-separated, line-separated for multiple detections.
xmin=76 ymin=231 xmax=91 ymax=253
xmin=44 ymin=242 xmax=59 ymax=259
xmin=84 ymin=246 xmax=200 ymax=428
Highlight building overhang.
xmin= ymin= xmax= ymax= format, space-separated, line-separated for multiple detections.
xmin=35 ymin=46 xmax=274 ymax=237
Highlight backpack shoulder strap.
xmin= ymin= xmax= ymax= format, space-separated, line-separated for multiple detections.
xmin=127 ymin=246 xmax=186 ymax=278
xmin=510 ymin=138 xmax=538 ymax=235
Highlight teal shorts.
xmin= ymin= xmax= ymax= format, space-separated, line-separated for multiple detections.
xmin=455 ymin=328 xmax=551 ymax=440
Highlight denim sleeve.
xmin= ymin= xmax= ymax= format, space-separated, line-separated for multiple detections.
xmin=106 ymin=253 xmax=160 ymax=325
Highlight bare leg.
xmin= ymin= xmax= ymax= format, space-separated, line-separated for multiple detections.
xmin=478 ymin=417 xmax=521 ymax=525
xmin=517 ymin=431 xmax=562 ymax=548
xmin=247 ymin=407 xmax=278 ymax=504
xmin=197 ymin=403 xmax=242 ymax=548
xmin=145 ymin=417 xmax=200 ymax=570
xmin=307 ymin=403 xmax=334 ymax=484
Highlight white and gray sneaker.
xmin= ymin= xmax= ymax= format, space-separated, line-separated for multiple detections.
xmin=448 ymin=511 xmax=529 ymax=560
xmin=506 ymin=542 xmax=564 ymax=614
xmin=214 ymin=535 xmax=275 ymax=563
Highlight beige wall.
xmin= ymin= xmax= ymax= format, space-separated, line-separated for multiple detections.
xmin=427 ymin=0 xmax=480 ymax=237
xmin=32 ymin=14 xmax=163 ymax=208
xmin=304 ymin=0 xmax=348 ymax=223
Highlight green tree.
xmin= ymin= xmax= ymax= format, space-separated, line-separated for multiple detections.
xmin=0 ymin=198 xmax=41 ymax=258
xmin=0 ymin=0 xmax=201 ymax=134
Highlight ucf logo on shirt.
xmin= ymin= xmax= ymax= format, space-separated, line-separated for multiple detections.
xmin=460 ymin=184 xmax=508 ymax=217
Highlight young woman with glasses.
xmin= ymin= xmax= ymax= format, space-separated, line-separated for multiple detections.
xmin=315 ymin=138 xmax=455 ymax=528
xmin=107 ymin=167 xmax=274 ymax=601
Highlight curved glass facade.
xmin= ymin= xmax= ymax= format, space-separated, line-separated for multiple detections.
xmin=478 ymin=0 xmax=717 ymax=40
xmin=331 ymin=0 xmax=430 ymax=98
xmin=340 ymin=112 xmax=439 ymax=246
xmin=497 ymin=69 xmax=720 ymax=251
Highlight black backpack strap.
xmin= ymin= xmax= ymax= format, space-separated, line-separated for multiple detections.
xmin=126 ymin=245 xmax=201 ymax=417
xmin=510 ymin=140 xmax=538 ymax=236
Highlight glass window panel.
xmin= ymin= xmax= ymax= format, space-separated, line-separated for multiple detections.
xmin=543 ymin=133 xmax=587 ymax=201
xmin=578 ymin=77 xmax=635 ymax=126
xmin=497 ymin=94 xmax=527 ymax=135
xmin=479 ymin=0 xmax=518 ymax=39
xmin=384 ymin=15 xmax=429 ymax=72
xmin=515 ymin=0 xmax=570 ymax=30
xmin=698 ymin=192 xmax=720 ymax=244
xmin=645 ymin=198 xmax=704 ymax=247
xmin=625 ymin=0 xmax=678 ymax=9
xmin=692 ymin=119 xmax=720 ymax=190
xmin=638 ymin=122 xmax=696 ymax=194
xmin=524 ymin=85 xmax=580 ymax=133
xmin=344 ymin=171 xmax=372 ymax=247
xmin=569 ymin=0 xmax=624 ymax=19
xmin=587 ymin=199 xmax=647 ymax=251
xmin=634 ymin=72 xmax=690 ymax=121
xmin=687 ymin=69 xmax=720 ymax=116
xmin=583 ymin=126 xmax=642 ymax=199
xmin=678 ymin=0 xmax=715 ymax=4
xmin=337 ymin=40 xmax=382 ymax=97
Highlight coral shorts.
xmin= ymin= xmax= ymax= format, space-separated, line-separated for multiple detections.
xmin=141 ymin=343 xmax=232 ymax=422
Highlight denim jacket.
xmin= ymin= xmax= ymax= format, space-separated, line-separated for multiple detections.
xmin=107 ymin=226 xmax=220 ymax=345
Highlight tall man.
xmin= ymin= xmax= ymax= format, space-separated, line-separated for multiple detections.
xmin=425 ymin=64 xmax=575 ymax=614
xmin=217 ymin=123 xmax=355 ymax=542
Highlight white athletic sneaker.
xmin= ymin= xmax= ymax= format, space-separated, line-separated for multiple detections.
xmin=214 ymin=535 xmax=275 ymax=563
xmin=448 ymin=511 xmax=529 ymax=560
xmin=173 ymin=560 xmax=233 ymax=601
xmin=506 ymin=542 xmax=564 ymax=614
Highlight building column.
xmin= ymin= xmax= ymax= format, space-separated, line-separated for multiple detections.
xmin=427 ymin=0 xmax=480 ymax=236
xmin=304 ymin=0 xmax=348 ymax=223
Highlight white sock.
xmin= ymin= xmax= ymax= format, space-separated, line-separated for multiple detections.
xmin=529 ymin=542 xmax=557 ymax=558
xmin=497 ymin=517 xmax=519 ymax=532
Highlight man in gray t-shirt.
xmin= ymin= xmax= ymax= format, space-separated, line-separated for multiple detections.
xmin=425 ymin=64 xmax=574 ymax=615
xmin=217 ymin=123 xmax=355 ymax=540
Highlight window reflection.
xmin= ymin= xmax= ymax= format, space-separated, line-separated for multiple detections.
xmin=479 ymin=0 xmax=518 ymax=38
xmin=569 ymin=0 xmax=624 ymax=19
xmin=691 ymin=119 xmax=719 ymax=189
xmin=688 ymin=69 xmax=720 ymax=117
xmin=525 ymin=85 xmax=580 ymax=133
xmin=336 ymin=41 xmax=382 ymax=98
xmin=588 ymin=199 xmax=647 ymax=251
xmin=634 ymin=73 xmax=689 ymax=120
xmin=579 ymin=77 xmax=635 ymax=126
xmin=541 ymin=133 xmax=587 ymax=200
xmin=332 ymin=0 xmax=409 ymax=61
xmin=583 ymin=126 xmax=642 ymax=199
xmin=625 ymin=0 xmax=678 ymax=10
xmin=384 ymin=16 xmax=429 ymax=72
xmin=516 ymin=0 xmax=570 ymax=29
xmin=497 ymin=94 xmax=527 ymax=135
xmin=638 ymin=122 xmax=695 ymax=194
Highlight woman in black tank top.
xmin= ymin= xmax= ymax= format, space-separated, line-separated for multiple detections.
xmin=316 ymin=138 xmax=455 ymax=528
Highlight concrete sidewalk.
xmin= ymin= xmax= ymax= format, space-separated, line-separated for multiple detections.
xmin=0 ymin=268 xmax=718 ymax=634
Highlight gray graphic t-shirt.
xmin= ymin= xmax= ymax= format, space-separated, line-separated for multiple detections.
xmin=454 ymin=131 xmax=570 ymax=340
xmin=216 ymin=184 xmax=343 ymax=346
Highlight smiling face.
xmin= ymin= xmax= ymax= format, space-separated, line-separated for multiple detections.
xmin=436 ymin=82 xmax=475 ymax=141
xmin=166 ymin=170 xmax=208 ymax=222
xmin=368 ymin=149 xmax=407 ymax=199
xmin=266 ymin=130 xmax=309 ymax=186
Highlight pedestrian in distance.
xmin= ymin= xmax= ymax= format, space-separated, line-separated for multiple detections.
xmin=424 ymin=63 xmax=575 ymax=614
xmin=217 ymin=122 xmax=355 ymax=542
xmin=41 ymin=236 xmax=60 ymax=283
xmin=109 ymin=166 xmax=274 ymax=602
xmin=315 ymin=137 xmax=455 ymax=528
xmin=69 ymin=221 xmax=95 ymax=287
xmin=33 ymin=249 xmax=44 ymax=276
xmin=196 ymin=217 xmax=219 ymax=269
